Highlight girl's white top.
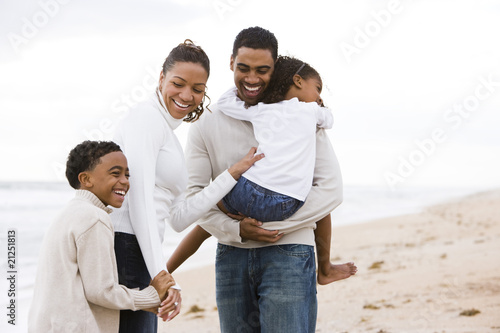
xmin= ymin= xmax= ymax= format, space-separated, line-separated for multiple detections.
xmin=218 ymin=87 xmax=333 ymax=201
xmin=111 ymin=89 xmax=236 ymax=280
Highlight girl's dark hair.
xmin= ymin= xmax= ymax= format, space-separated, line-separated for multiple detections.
xmin=65 ymin=140 xmax=122 ymax=189
xmin=161 ymin=39 xmax=211 ymax=122
xmin=261 ymin=56 xmax=321 ymax=104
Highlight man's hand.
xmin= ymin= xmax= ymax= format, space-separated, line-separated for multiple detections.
xmin=239 ymin=217 xmax=283 ymax=242
xmin=150 ymin=270 xmax=175 ymax=300
xmin=158 ymin=288 xmax=181 ymax=322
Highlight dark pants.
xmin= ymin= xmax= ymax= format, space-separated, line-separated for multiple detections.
xmin=114 ymin=232 xmax=157 ymax=332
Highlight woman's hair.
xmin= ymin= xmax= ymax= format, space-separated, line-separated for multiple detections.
xmin=261 ymin=56 xmax=321 ymax=104
xmin=65 ymin=140 xmax=122 ymax=189
xmin=161 ymin=39 xmax=211 ymax=122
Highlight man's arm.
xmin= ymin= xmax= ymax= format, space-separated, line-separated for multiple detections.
xmin=215 ymin=128 xmax=342 ymax=240
xmin=185 ymin=122 xmax=245 ymax=243
xmin=186 ymin=122 xmax=341 ymax=242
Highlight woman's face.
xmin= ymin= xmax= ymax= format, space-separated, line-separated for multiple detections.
xmin=159 ymin=61 xmax=208 ymax=119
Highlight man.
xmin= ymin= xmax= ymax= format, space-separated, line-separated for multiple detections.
xmin=185 ymin=26 xmax=343 ymax=332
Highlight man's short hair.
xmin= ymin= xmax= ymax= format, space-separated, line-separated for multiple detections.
xmin=232 ymin=26 xmax=278 ymax=61
xmin=65 ymin=140 xmax=122 ymax=189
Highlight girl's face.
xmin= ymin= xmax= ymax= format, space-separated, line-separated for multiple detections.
xmin=296 ymin=76 xmax=323 ymax=106
xmin=159 ymin=61 xmax=208 ymax=119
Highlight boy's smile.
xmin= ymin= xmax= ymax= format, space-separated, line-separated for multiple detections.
xmin=83 ymin=151 xmax=130 ymax=208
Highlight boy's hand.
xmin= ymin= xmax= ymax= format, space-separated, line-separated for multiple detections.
xmin=228 ymin=147 xmax=264 ymax=180
xmin=150 ymin=270 xmax=175 ymax=300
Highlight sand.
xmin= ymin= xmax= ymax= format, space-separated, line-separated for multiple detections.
xmin=159 ymin=189 xmax=500 ymax=332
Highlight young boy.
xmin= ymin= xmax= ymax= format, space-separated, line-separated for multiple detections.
xmin=28 ymin=141 xmax=175 ymax=332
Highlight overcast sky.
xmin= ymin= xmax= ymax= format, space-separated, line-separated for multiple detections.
xmin=1 ymin=0 xmax=499 ymax=191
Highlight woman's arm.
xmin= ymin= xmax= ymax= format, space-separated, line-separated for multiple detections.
xmin=167 ymin=147 xmax=263 ymax=232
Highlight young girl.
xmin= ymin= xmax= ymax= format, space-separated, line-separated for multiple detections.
xmin=167 ymin=56 xmax=356 ymax=285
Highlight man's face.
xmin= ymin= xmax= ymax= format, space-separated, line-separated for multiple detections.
xmin=230 ymin=47 xmax=275 ymax=106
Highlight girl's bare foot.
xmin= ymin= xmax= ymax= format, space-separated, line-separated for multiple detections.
xmin=317 ymin=262 xmax=357 ymax=285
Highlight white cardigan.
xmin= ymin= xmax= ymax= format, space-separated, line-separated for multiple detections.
xmin=218 ymin=87 xmax=333 ymax=201
xmin=111 ymin=89 xmax=236 ymax=279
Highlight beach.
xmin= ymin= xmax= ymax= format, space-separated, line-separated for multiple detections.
xmin=159 ymin=189 xmax=500 ymax=332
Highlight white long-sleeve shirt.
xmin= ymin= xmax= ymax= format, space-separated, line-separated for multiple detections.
xmin=185 ymin=88 xmax=343 ymax=247
xmin=111 ymin=89 xmax=237 ymax=279
xmin=218 ymin=87 xmax=333 ymax=201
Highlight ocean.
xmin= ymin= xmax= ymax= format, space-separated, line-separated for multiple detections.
xmin=0 ymin=181 xmax=482 ymax=331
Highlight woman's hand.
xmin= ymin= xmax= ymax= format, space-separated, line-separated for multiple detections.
xmin=157 ymin=288 xmax=182 ymax=322
xmin=150 ymin=270 xmax=175 ymax=300
xmin=228 ymin=147 xmax=264 ymax=180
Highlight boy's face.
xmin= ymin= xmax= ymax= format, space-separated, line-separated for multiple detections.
xmin=230 ymin=47 xmax=275 ymax=106
xmin=82 ymin=151 xmax=130 ymax=208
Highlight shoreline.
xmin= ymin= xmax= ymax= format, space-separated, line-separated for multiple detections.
xmin=160 ymin=189 xmax=500 ymax=332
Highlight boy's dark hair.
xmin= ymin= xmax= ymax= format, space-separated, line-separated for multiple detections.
xmin=161 ymin=39 xmax=210 ymax=123
xmin=262 ymin=56 xmax=321 ymax=104
xmin=66 ymin=140 xmax=122 ymax=189
xmin=232 ymin=26 xmax=278 ymax=61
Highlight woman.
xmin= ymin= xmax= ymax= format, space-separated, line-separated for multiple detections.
xmin=111 ymin=40 xmax=262 ymax=332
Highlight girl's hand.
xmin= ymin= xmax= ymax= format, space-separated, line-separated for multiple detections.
xmin=228 ymin=147 xmax=264 ymax=180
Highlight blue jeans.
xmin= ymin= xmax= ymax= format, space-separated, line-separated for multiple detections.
xmin=114 ymin=232 xmax=157 ymax=333
xmin=215 ymin=244 xmax=317 ymax=333
xmin=222 ymin=177 xmax=304 ymax=222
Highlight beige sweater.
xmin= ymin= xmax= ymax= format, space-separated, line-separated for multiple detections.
xmin=185 ymin=96 xmax=343 ymax=247
xmin=28 ymin=190 xmax=160 ymax=333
